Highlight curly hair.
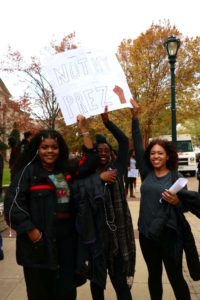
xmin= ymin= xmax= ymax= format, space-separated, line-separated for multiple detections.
xmin=13 ymin=129 xmax=69 ymax=173
xmin=144 ymin=139 xmax=178 ymax=170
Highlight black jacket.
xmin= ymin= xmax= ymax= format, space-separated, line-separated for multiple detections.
xmin=75 ymin=172 xmax=107 ymax=288
xmin=177 ymin=189 xmax=200 ymax=218
xmin=4 ymin=148 xmax=99 ymax=269
xmin=4 ymin=162 xmax=61 ymax=269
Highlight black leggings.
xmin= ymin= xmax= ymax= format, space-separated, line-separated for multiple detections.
xmin=90 ymin=254 xmax=132 ymax=300
xmin=139 ymin=229 xmax=191 ymax=300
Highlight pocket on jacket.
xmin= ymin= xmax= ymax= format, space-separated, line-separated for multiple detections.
xmin=31 ymin=238 xmax=47 ymax=264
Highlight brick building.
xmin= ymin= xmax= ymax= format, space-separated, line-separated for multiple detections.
xmin=0 ymin=78 xmax=37 ymax=144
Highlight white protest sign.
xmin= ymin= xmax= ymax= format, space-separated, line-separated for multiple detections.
xmin=43 ymin=48 xmax=132 ymax=125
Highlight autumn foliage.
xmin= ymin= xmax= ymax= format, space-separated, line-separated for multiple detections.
xmin=117 ymin=21 xmax=200 ymax=145
xmin=1 ymin=23 xmax=200 ymax=148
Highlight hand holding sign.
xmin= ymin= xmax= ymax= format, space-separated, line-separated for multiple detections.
xmin=101 ymin=105 xmax=109 ymax=123
xmin=130 ymin=98 xmax=140 ymax=117
xmin=76 ymin=114 xmax=89 ymax=133
xmin=76 ymin=114 xmax=93 ymax=149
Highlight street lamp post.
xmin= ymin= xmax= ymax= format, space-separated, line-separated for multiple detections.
xmin=163 ymin=36 xmax=181 ymax=145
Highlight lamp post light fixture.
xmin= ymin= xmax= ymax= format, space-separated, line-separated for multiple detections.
xmin=163 ymin=36 xmax=181 ymax=146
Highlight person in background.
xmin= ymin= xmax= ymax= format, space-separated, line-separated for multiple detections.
xmin=90 ymin=106 xmax=136 ymax=300
xmin=8 ymin=137 xmax=20 ymax=180
xmin=130 ymin=98 xmax=191 ymax=300
xmin=0 ymin=152 xmax=3 ymax=196
xmin=0 ymin=152 xmax=4 ymax=260
xmin=20 ymin=131 xmax=32 ymax=154
xmin=4 ymin=115 xmax=99 ymax=300
xmin=125 ymin=149 xmax=138 ymax=198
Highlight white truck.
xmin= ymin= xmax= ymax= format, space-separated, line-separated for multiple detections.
xmin=157 ymin=134 xmax=197 ymax=176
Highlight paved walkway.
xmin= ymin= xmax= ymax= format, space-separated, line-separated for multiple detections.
xmin=0 ymin=178 xmax=200 ymax=300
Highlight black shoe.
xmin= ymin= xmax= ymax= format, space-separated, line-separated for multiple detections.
xmin=0 ymin=251 xmax=4 ymax=260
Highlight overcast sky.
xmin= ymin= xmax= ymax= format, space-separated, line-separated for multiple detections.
xmin=1 ymin=0 xmax=200 ymax=97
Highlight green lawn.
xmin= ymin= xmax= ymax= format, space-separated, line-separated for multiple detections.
xmin=3 ymin=161 xmax=11 ymax=186
xmin=0 ymin=162 xmax=10 ymax=203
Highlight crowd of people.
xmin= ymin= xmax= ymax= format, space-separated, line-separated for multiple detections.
xmin=0 ymin=101 xmax=200 ymax=300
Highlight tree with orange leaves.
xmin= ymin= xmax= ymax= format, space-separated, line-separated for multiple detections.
xmin=117 ymin=20 xmax=200 ymax=146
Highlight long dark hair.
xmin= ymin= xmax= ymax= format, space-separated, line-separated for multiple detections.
xmin=13 ymin=129 xmax=69 ymax=173
xmin=144 ymin=139 xmax=178 ymax=170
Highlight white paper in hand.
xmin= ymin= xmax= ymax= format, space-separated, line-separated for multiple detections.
xmin=168 ymin=178 xmax=188 ymax=194
xmin=159 ymin=177 xmax=188 ymax=204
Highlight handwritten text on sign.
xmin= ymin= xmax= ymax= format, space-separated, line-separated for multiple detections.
xmin=44 ymin=48 xmax=132 ymax=125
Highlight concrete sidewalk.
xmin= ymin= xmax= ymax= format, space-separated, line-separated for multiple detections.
xmin=0 ymin=180 xmax=200 ymax=299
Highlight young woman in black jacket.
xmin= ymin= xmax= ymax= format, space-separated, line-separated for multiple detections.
xmin=4 ymin=115 xmax=99 ymax=300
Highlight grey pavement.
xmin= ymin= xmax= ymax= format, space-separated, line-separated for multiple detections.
xmin=0 ymin=178 xmax=200 ymax=300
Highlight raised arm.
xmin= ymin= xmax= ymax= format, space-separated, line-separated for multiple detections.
xmin=101 ymin=106 xmax=129 ymax=174
xmin=101 ymin=106 xmax=128 ymax=145
xmin=76 ymin=115 xmax=99 ymax=178
xmin=130 ymin=99 xmax=149 ymax=180
xmin=77 ymin=114 xmax=93 ymax=149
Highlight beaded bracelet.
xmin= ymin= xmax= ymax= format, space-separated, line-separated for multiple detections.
xmin=80 ymin=131 xmax=90 ymax=136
